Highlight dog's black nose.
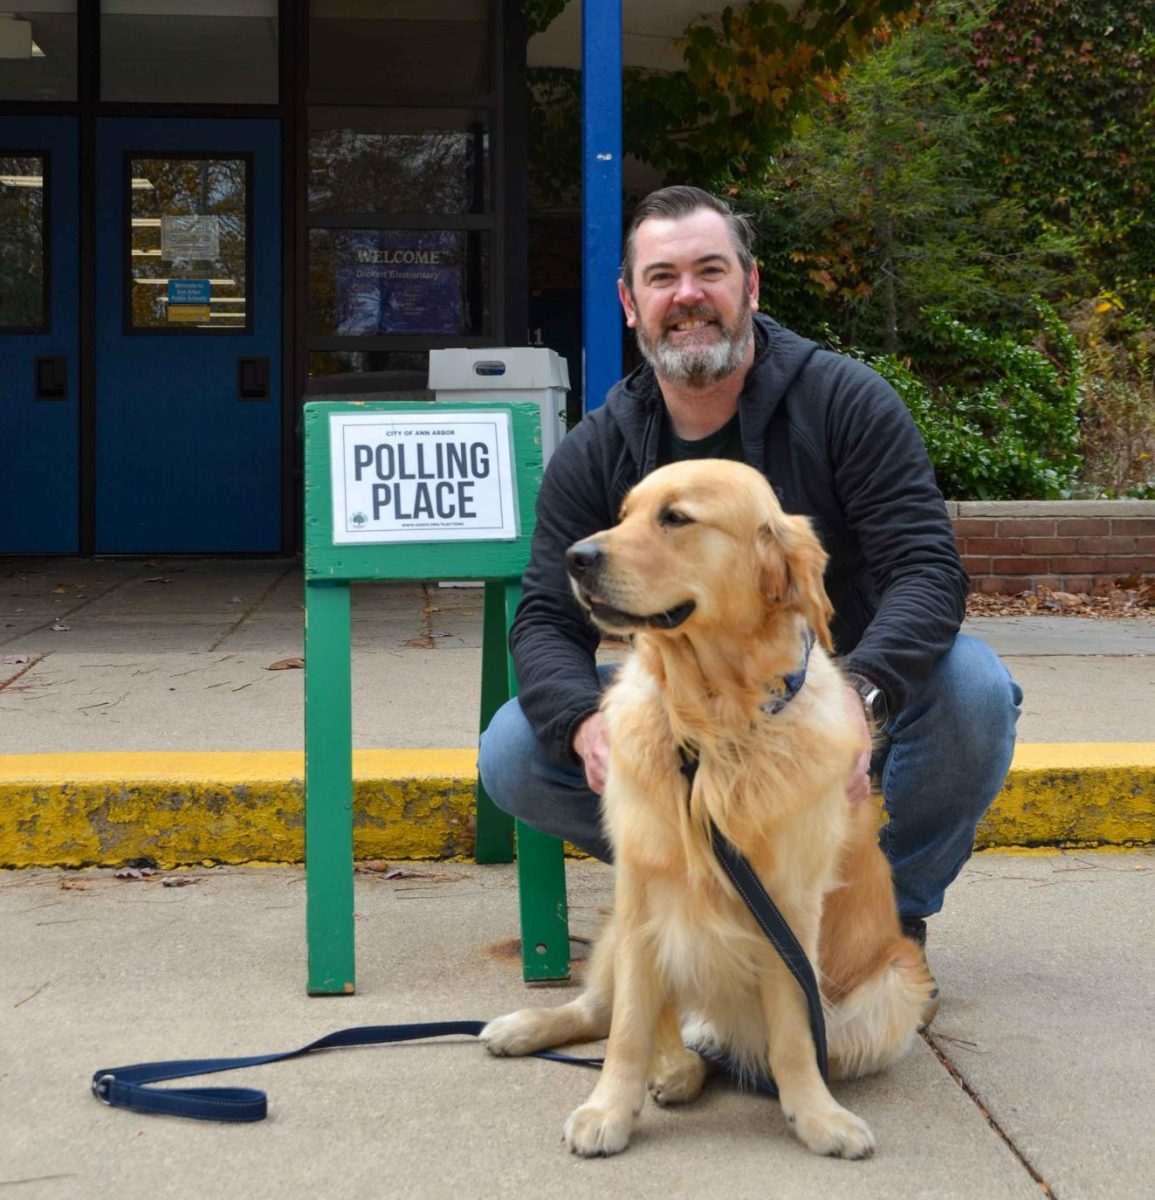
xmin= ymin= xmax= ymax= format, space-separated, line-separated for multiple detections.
xmin=566 ymin=540 xmax=603 ymax=579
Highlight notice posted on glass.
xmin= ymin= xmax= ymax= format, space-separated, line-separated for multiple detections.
xmin=329 ymin=410 xmax=519 ymax=544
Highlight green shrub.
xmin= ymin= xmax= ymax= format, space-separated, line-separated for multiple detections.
xmin=969 ymin=0 xmax=1155 ymax=325
xmin=863 ymin=304 xmax=1083 ymax=499
xmin=743 ymin=0 xmax=1078 ymax=361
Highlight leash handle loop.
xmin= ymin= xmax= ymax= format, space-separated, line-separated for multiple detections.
xmin=90 ymin=1021 xmax=603 ymax=1123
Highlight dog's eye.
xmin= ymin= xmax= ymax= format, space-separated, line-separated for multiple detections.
xmin=659 ymin=507 xmax=694 ymax=528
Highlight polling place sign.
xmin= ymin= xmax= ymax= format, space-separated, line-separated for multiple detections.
xmin=329 ymin=410 xmax=519 ymax=544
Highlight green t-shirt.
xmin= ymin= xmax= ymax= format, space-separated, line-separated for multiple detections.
xmin=660 ymin=410 xmax=743 ymax=464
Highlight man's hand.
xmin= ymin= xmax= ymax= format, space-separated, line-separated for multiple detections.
xmin=841 ymin=684 xmax=873 ymax=806
xmin=573 ymin=712 xmax=610 ymax=795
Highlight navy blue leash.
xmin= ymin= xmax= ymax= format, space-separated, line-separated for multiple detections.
xmin=678 ymin=747 xmax=829 ymax=1095
xmin=91 ymin=1022 xmax=604 ymax=1122
xmin=707 ymin=825 xmax=828 ymax=1087
xmin=91 ymin=754 xmax=824 ymax=1121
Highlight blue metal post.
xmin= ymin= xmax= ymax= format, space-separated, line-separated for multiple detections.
xmin=582 ymin=0 xmax=623 ymax=413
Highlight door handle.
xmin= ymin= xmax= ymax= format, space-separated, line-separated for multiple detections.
xmin=237 ymin=356 xmax=270 ymax=401
xmin=35 ymin=356 xmax=67 ymax=401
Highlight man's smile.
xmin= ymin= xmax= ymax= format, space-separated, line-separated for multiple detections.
xmin=663 ymin=310 xmax=721 ymax=340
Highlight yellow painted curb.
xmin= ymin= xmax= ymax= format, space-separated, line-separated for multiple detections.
xmin=976 ymin=742 xmax=1155 ymax=850
xmin=0 ymin=749 xmax=477 ymax=782
xmin=0 ymin=749 xmax=479 ymax=869
xmin=0 ymin=744 xmax=1152 ymax=869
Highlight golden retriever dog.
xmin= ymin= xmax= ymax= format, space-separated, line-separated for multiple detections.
xmin=482 ymin=459 xmax=938 ymax=1160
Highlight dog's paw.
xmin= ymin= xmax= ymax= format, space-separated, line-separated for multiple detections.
xmin=480 ymin=1010 xmax=553 ymax=1057
xmin=563 ymin=1102 xmax=635 ymax=1157
xmin=787 ymin=1103 xmax=876 ymax=1160
xmin=648 ymin=1048 xmax=707 ymax=1107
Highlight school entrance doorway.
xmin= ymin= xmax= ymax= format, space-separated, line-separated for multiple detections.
xmin=0 ymin=115 xmax=282 ymax=554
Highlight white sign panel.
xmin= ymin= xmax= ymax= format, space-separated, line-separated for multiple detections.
xmin=329 ymin=410 xmax=520 ymax=544
xmin=161 ymin=215 xmax=221 ymax=261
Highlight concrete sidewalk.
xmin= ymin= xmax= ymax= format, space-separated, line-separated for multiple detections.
xmin=3 ymin=852 xmax=1153 ymax=1199
xmin=1 ymin=556 xmax=1154 ymax=866
xmin=2 ymin=559 xmax=1153 ymax=1196
xmin=2 ymin=555 xmax=1154 ymax=751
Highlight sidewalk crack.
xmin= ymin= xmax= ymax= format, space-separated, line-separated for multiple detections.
xmin=0 ymin=561 xmax=157 ymax=648
xmin=207 ymin=561 xmax=298 ymax=652
xmin=403 ymin=582 xmax=436 ymax=649
xmin=0 ymin=653 xmax=48 ymax=693
xmin=923 ymin=1029 xmax=1057 ymax=1197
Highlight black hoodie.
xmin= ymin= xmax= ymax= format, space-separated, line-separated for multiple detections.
xmin=510 ymin=314 xmax=968 ymax=766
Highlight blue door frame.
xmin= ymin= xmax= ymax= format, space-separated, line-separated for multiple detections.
xmin=0 ymin=117 xmax=80 ymax=553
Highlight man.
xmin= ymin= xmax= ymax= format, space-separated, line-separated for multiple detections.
xmin=479 ymin=186 xmax=1022 ymax=943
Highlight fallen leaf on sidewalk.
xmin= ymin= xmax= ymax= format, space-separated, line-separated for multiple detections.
xmin=14 ymin=981 xmax=49 ymax=1008
xmin=114 ymin=867 xmax=156 ymax=880
xmin=266 ymin=657 xmax=305 ymax=670
xmin=59 ymin=878 xmax=89 ymax=890
xmin=354 ymin=861 xmax=454 ymax=881
xmin=161 ymin=876 xmax=200 ymax=888
xmin=50 ymin=621 xmax=70 ymax=632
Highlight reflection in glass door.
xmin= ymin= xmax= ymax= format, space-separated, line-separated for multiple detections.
xmin=0 ymin=153 xmax=47 ymax=328
xmin=126 ymin=156 xmax=250 ymax=332
xmin=306 ymin=108 xmax=495 ymax=389
xmin=0 ymin=117 xmax=79 ymax=553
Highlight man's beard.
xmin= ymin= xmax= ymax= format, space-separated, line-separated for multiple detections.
xmin=635 ymin=295 xmax=754 ymax=389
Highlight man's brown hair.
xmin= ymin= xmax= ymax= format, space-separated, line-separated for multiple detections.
xmin=620 ymin=186 xmax=757 ymax=292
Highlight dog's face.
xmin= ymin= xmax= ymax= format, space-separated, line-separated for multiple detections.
xmin=566 ymin=459 xmax=833 ymax=647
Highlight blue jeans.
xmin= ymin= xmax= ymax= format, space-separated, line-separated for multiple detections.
xmin=478 ymin=634 xmax=1022 ymax=921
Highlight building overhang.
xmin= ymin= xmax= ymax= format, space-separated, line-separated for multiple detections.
xmin=528 ymin=0 xmax=806 ymax=72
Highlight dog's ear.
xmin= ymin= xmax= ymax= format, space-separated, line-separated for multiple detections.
xmin=759 ymin=514 xmax=835 ymax=650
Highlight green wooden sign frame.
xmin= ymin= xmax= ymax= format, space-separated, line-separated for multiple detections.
xmin=303 ymin=400 xmax=569 ymax=994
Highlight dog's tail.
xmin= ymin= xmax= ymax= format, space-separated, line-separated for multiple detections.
xmin=824 ymin=938 xmax=940 ymax=1081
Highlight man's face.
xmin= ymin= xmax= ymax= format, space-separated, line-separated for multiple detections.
xmin=619 ymin=207 xmax=759 ymax=389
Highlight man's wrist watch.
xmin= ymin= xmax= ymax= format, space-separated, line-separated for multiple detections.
xmin=846 ymin=672 xmax=889 ymax=727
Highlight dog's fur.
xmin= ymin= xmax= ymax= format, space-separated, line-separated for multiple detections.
xmin=482 ymin=460 xmax=938 ymax=1159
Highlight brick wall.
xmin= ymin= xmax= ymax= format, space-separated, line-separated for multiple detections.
xmin=948 ymin=501 xmax=1155 ymax=594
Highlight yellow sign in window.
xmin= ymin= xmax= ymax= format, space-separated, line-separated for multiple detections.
xmin=167 ymin=304 xmax=211 ymax=323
